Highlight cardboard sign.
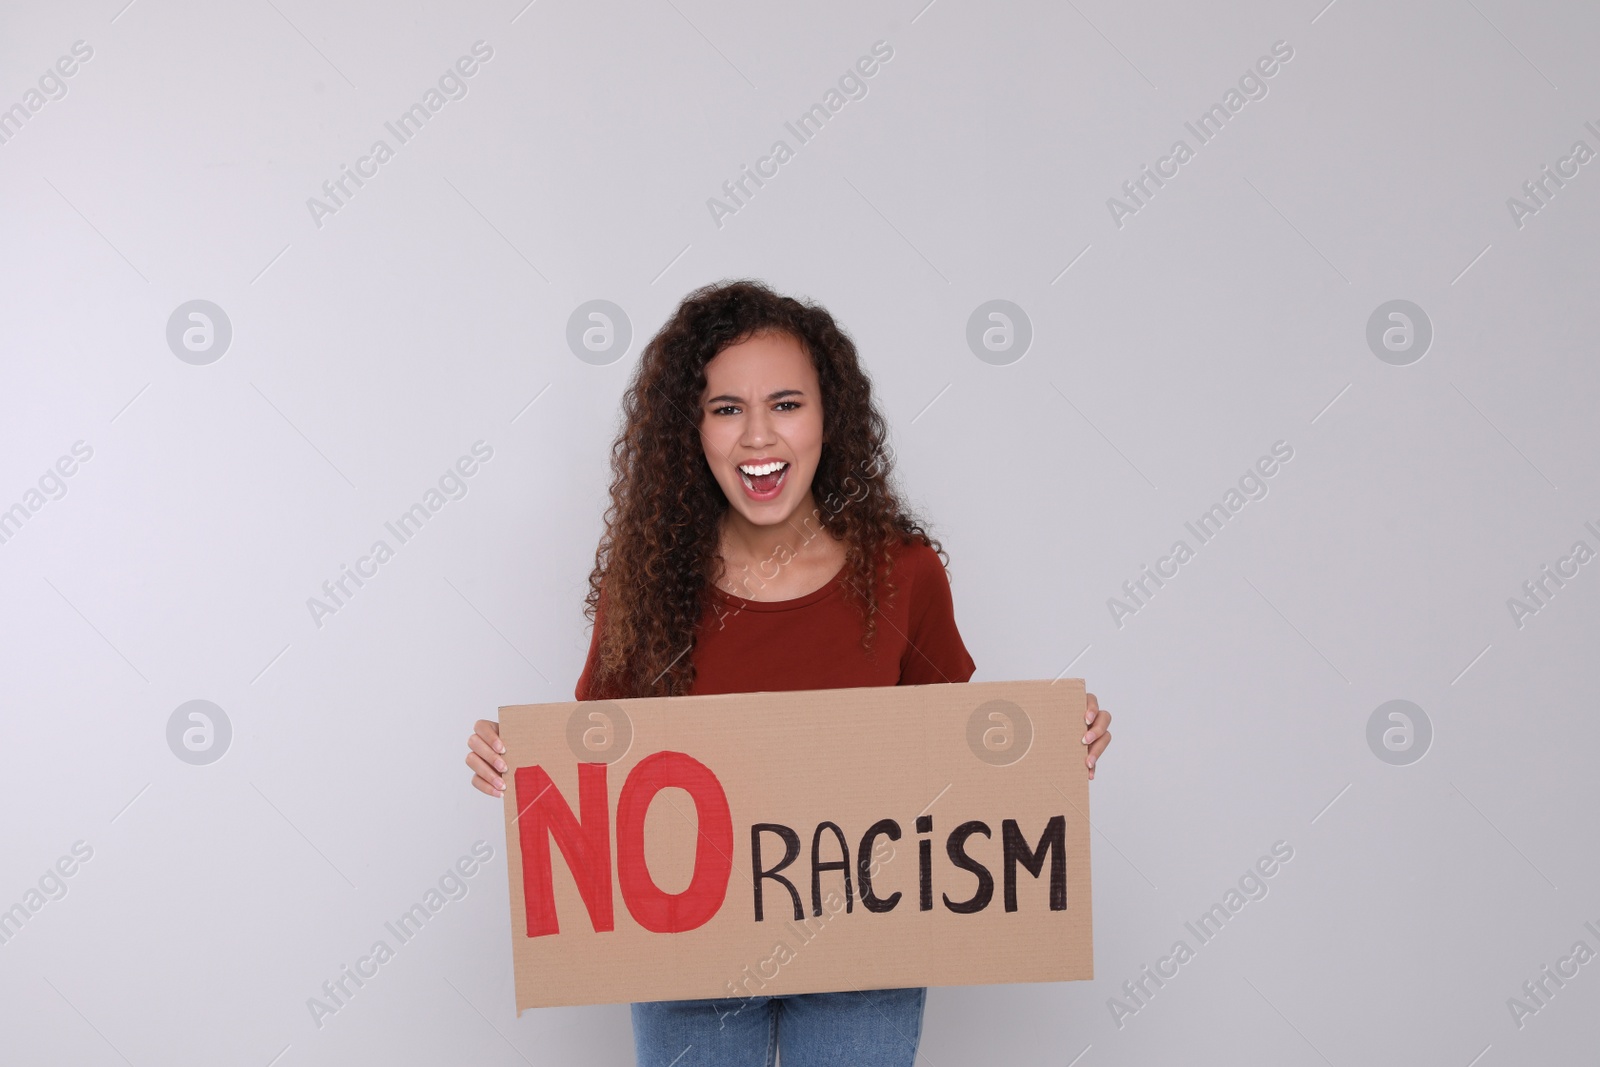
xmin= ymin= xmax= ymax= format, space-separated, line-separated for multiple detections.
xmin=498 ymin=678 xmax=1093 ymax=1011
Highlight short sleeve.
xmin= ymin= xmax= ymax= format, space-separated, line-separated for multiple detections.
xmin=898 ymin=544 xmax=977 ymax=686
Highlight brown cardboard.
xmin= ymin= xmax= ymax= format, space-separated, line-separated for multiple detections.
xmin=498 ymin=678 xmax=1092 ymax=1012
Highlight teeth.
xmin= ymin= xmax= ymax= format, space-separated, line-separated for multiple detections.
xmin=739 ymin=462 xmax=788 ymax=494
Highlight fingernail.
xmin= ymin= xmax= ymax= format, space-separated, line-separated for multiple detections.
xmin=496 ymin=778 xmax=506 ymax=791
xmin=1082 ymin=733 xmax=1092 ymax=745
xmin=495 ymin=741 xmax=505 ymax=754
xmin=1085 ymin=712 xmax=1094 ymax=725
xmin=496 ymin=760 xmax=507 ymax=773
xmin=1087 ymin=755 xmax=1095 ymax=769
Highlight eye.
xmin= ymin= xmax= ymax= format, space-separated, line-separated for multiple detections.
xmin=711 ymin=404 xmax=739 ymax=416
xmin=775 ymin=401 xmax=801 ymax=411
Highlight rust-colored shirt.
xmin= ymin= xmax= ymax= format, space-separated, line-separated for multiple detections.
xmin=574 ymin=538 xmax=976 ymax=699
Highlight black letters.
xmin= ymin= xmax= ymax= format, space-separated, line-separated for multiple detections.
xmin=857 ymin=819 xmax=901 ymax=913
xmin=751 ymin=823 xmax=802 ymax=921
xmin=747 ymin=813 xmax=1061 ymax=922
xmin=942 ymin=821 xmax=993 ymax=913
xmin=917 ymin=815 xmax=933 ymax=911
xmin=1002 ymin=816 xmax=1066 ymax=912
xmin=810 ymin=821 xmax=853 ymax=917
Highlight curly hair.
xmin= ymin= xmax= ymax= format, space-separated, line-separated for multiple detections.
xmin=583 ymin=278 xmax=948 ymax=699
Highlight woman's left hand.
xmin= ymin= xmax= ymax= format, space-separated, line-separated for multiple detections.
xmin=1083 ymin=692 xmax=1111 ymax=781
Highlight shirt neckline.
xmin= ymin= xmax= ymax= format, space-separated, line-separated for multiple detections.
xmin=711 ymin=561 xmax=848 ymax=612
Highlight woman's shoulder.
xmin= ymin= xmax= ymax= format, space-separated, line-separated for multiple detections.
xmin=890 ymin=533 xmax=943 ymax=563
xmin=885 ymin=535 xmax=970 ymax=674
xmin=887 ymin=534 xmax=949 ymax=585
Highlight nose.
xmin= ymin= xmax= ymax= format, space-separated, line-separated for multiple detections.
xmin=740 ymin=405 xmax=776 ymax=449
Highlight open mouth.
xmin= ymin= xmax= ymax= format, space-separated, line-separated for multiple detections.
xmin=737 ymin=460 xmax=789 ymax=497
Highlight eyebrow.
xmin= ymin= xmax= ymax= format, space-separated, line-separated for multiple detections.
xmin=703 ymin=389 xmax=806 ymax=405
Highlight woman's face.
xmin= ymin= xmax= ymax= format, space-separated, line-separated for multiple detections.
xmin=698 ymin=329 xmax=824 ymax=533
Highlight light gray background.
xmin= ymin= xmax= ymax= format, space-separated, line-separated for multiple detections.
xmin=2 ymin=0 xmax=1597 ymax=1064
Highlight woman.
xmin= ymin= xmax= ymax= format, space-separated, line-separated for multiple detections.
xmin=465 ymin=278 xmax=1113 ymax=1066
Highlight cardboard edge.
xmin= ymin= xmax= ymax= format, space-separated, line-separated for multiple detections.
xmin=497 ymin=702 xmax=530 ymax=1016
xmin=492 ymin=680 xmax=1094 ymax=1010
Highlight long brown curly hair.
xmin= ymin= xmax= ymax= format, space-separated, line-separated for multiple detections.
xmin=583 ymin=278 xmax=949 ymax=699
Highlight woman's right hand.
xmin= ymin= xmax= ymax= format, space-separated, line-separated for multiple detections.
xmin=466 ymin=719 xmax=507 ymax=797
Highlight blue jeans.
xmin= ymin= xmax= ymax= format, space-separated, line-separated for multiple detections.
xmin=631 ymin=987 xmax=926 ymax=1067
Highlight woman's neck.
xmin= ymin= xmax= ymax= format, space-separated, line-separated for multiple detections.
xmin=717 ymin=494 xmax=839 ymax=571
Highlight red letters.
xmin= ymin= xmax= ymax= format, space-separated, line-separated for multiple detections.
xmin=616 ymin=752 xmax=734 ymax=933
xmin=515 ymin=762 xmax=614 ymax=937
xmin=516 ymin=752 xmax=733 ymax=937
